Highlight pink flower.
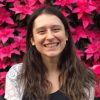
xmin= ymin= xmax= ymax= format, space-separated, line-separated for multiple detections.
xmin=0 ymin=3 xmax=4 ymax=7
xmin=0 ymin=71 xmax=6 ymax=95
xmin=61 ymin=9 xmax=69 ymax=17
xmin=86 ymin=28 xmax=100 ymax=43
xmin=0 ymin=42 xmax=3 ymax=48
xmin=0 ymin=59 xmax=3 ymax=69
xmin=13 ymin=36 xmax=26 ymax=53
xmin=39 ymin=0 xmax=45 ymax=4
xmin=85 ymin=41 xmax=100 ymax=62
xmin=17 ymin=27 xmax=27 ymax=37
xmin=72 ymin=0 xmax=96 ymax=28
xmin=92 ymin=65 xmax=100 ymax=75
xmin=0 ymin=0 xmax=4 ymax=2
xmin=72 ymin=25 xmax=87 ymax=43
xmin=93 ymin=29 xmax=100 ymax=41
xmin=0 ymin=45 xmax=20 ymax=60
xmin=0 ymin=7 xmax=14 ymax=25
xmin=85 ymin=28 xmax=100 ymax=43
xmin=54 ymin=0 xmax=72 ymax=10
xmin=0 ymin=72 xmax=7 ymax=81
xmin=0 ymin=58 xmax=13 ymax=69
xmin=6 ymin=0 xmax=17 ymax=2
xmin=92 ymin=64 xmax=100 ymax=97
xmin=92 ymin=0 xmax=100 ymax=14
xmin=24 ymin=0 xmax=38 ymax=6
xmin=94 ymin=62 xmax=100 ymax=65
xmin=85 ymin=29 xmax=96 ymax=42
xmin=10 ymin=1 xmax=33 ymax=20
xmin=95 ymin=83 xmax=100 ymax=97
xmin=73 ymin=0 xmax=96 ymax=19
xmin=0 ymin=27 xmax=14 ymax=44
xmin=82 ymin=13 xmax=93 ymax=28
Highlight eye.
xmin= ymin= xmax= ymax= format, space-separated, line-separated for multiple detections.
xmin=52 ymin=28 xmax=61 ymax=32
xmin=37 ymin=30 xmax=46 ymax=34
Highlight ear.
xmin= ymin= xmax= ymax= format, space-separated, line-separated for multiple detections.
xmin=65 ymin=32 xmax=68 ymax=41
xmin=31 ymin=38 xmax=35 ymax=46
xmin=66 ymin=37 xmax=68 ymax=41
xmin=65 ymin=36 xmax=68 ymax=41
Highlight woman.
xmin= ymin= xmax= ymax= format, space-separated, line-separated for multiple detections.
xmin=5 ymin=6 xmax=96 ymax=100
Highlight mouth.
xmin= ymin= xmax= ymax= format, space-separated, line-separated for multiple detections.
xmin=44 ymin=42 xmax=59 ymax=48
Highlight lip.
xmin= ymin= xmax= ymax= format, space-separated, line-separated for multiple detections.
xmin=43 ymin=42 xmax=59 ymax=45
xmin=43 ymin=42 xmax=59 ymax=47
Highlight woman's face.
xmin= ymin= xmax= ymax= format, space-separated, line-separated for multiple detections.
xmin=31 ymin=14 xmax=68 ymax=59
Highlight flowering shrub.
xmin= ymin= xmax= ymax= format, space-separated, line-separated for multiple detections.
xmin=92 ymin=65 xmax=100 ymax=97
xmin=0 ymin=0 xmax=100 ymax=97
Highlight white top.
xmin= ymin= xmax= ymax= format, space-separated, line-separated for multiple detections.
xmin=4 ymin=63 xmax=23 ymax=100
xmin=4 ymin=63 xmax=95 ymax=100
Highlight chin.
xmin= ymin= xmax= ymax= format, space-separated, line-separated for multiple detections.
xmin=45 ymin=53 xmax=60 ymax=58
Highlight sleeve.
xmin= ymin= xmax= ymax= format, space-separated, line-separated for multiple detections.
xmin=4 ymin=63 xmax=23 ymax=100
xmin=85 ymin=85 xmax=95 ymax=100
xmin=89 ymin=86 xmax=95 ymax=100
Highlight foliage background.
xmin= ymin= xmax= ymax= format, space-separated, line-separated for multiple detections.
xmin=0 ymin=0 xmax=100 ymax=98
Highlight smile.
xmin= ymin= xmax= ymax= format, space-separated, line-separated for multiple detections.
xmin=44 ymin=43 xmax=59 ymax=47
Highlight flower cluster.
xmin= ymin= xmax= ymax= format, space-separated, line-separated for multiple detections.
xmin=0 ymin=0 xmax=100 ymax=97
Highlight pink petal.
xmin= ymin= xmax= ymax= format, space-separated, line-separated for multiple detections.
xmin=94 ymin=53 xmax=100 ymax=62
xmin=62 ymin=10 xmax=69 ymax=17
xmin=54 ymin=1 xmax=61 ymax=6
xmin=69 ymin=0 xmax=78 ymax=3
xmin=12 ymin=50 xmax=20 ymax=55
xmin=92 ymin=65 xmax=100 ymax=74
xmin=86 ymin=53 xmax=93 ymax=59
xmin=6 ymin=0 xmax=15 ymax=2
xmin=72 ymin=35 xmax=79 ymax=42
xmin=6 ymin=17 xmax=14 ymax=24
xmin=0 ymin=0 xmax=4 ymax=2
xmin=95 ymin=83 xmax=100 ymax=97
xmin=85 ymin=47 xmax=94 ymax=53
xmin=20 ymin=14 xmax=26 ymax=20
xmin=73 ymin=8 xmax=80 ymax=13
xmin=1 ymin=37 xmax=8 ymax=44
xmin=39 ymin=0 xmax=45 ymax=4
xmin=28 ymin=0 xmax=38 ymax=6
xmin=82 ymin=16 xmax=89 ymax=28
xmin=0 ymin=72 xmax=7 ymax=80
xmin=0 ymin=88 xmax=5 ymax=95
xmin=67 ymin=5 xmax=72 ymax=10
xmin=10 ymin=8 xmax=21 ymax=14
xmin=13 ymin=0 xmax=20 ymax=7
xmin=0 ymin=4 xmax=4 ymax=7
xmin=85 ymin=9 xmax=91 ymax=14
xmin=78 ymin=13 xmax=83 ymax=19
xmin=89 ymin=5 xmax=96 ymax=12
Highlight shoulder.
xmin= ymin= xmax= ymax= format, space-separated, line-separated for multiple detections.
xmin=85 ymin=85 xmax=95 ymax=100
xmin=89 ymin=85 xmax=95 ymax=100
xmin=6 ymin=63 xmax=23 ymax=81
xmin=5 ymin=63 xmax=23 ymax=100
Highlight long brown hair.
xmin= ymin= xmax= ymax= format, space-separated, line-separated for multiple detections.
xmin=18 ymin=6 xmax=96 ymax=100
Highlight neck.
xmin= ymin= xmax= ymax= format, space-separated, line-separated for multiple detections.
xmin=42 ymin=56 xmax=59 ymax=74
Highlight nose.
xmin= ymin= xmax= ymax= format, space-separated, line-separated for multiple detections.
xmin=46 ymin=29 xmax=54 ymax=40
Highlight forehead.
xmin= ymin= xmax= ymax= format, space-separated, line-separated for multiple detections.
xmin=33 ymin=14 xmax=64 ymax=29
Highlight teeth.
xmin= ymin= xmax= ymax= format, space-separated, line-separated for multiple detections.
xmin=44 ymin=43 xmax=58 ymax=47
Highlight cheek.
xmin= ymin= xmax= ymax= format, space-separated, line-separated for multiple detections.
xmin=34 ymin=37 xmax=44 ymax=47
xmin=33 ymin=35 xmax=41 ymax=43
xmin=64 ymin=34 xmax=68 ymax=41
xmin=61 ymin=35 xmax=68 ymax=46
xmin=60 ymin=34 xmax=68 ymax=42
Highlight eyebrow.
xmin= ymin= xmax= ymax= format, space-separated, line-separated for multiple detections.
xmin=36 ymin=25 xmax=62 ymax=31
